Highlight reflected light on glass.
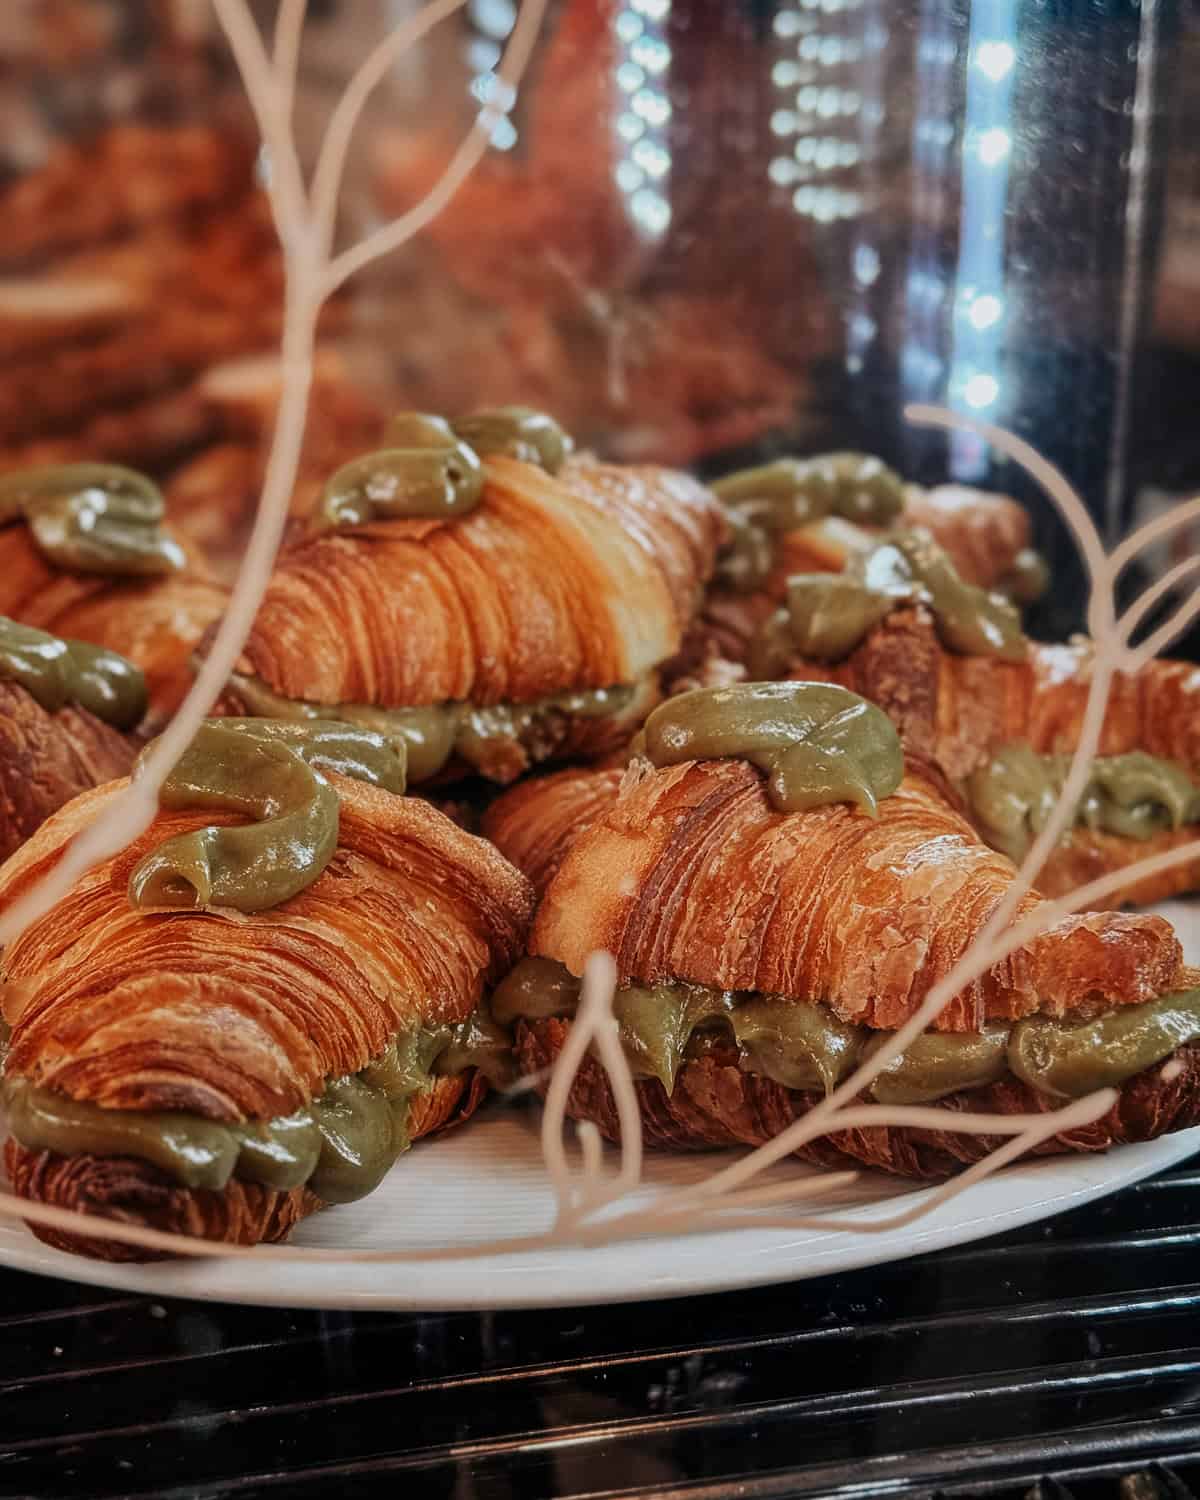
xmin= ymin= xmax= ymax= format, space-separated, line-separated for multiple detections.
xmin=967 ymin=292 xmax=1005 ymax=330
xmin=977 ymin=127 xmax=1011 ymax=166
xmin=963 ymin=372 xmax=1001 ymax=409
xmin=614 ymin=2 xmax=672 ymax=241
xmin=975 ymin=39 xmax=1016 ymax=80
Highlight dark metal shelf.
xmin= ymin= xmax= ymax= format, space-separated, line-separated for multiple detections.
xmin=2 ymin=1155 xmax=1200 ymax=1499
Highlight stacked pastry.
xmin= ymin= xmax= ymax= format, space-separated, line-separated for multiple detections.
xmin=1 ymin=720 xmax=532 ymax=1258
xmin=216 ymin=407 xmax=728 ymax=785
xmin=486 ymin=683 xmax=1200 ymax=1178
xmin=0 ymin=462 xmax=226 ymax=721
xmin=690 ymin=451 xmax=1045 ymax=673
xmin=1 ymin=413 xmax=1198 ymax=1265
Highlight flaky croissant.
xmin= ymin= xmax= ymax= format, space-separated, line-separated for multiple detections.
xmin=511 ymin=752 xmax=1198 ymax=1178
xmin=1 ymin=774 xmax=533 ymax=1259
xmin=789 ymin=606 xmax=1200 ymax=905
xmin=0 ymin=522 xmax=226 ymax=722
xmin=694 ymin=483 xmax=1033 ymax=668
xmin=484 ymin=763 xmax=626 ymax=897
xmin=0 ymin=680 xmax=137 ymax=863
xmin=223 ymin=453 xmax=726 ymax=782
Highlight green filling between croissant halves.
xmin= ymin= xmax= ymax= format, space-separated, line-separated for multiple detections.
xmin=228 ymin=671 xmax=643 ymax=783
xmin=2 ymin=1009 xmax=510 ymax=1202
xmin=492 ymin=959 xmax=1200 ymax=1104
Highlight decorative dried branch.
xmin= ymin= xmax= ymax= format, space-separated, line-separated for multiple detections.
xmin=0 ymin=0 xmax=549 ymax=949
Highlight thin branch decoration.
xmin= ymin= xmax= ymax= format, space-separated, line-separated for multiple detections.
xmin=0 ymin=0 xmax=549 ymax=949
xmin=0 ymin=8 xmax=1198 ymax=1265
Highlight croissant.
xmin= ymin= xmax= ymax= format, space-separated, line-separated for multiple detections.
xmin=484 ymin=763 xmax=626 ymax=897
xmin=501 ymin=715 xmax=1199 ymax=1179
xmin=0 ymin=680 xmax=138 ymax=864
xmin=0 ymin=519 xmax=226 ymax=723
xmin=0 ymin=761 xmax=533 ymax=1260
xmin=790 ymin=606 xmax=1200 ymax=906
xmin=694 ymin=479 xmax=1034 ymax=668
xmin=222 ymin=447 xmax=727 ymax=784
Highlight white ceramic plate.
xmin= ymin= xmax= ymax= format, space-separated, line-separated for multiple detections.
xmin=0 ymin=902 xmax=1196 ymax=1310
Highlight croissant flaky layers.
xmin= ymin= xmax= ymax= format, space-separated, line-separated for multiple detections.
xmin=0 ymin=776 xmax=533 ymax=1257
xmin=231 ymin=456 xmax=726 ymax=709
xmin=787 ymin=607 xmax=1200 ymax=905
xmin=693 ymin=483 xmax=1032 ymax=666
xmin=527 ymin=758 xmax=1182 ymax=1032
xmin=498 ymin=754 xmax=1199 ymax=1177
xmin=0 ymin=681 xmax=137 ymax=864
xmin=0 ymin=523 xmax=227 ymax=721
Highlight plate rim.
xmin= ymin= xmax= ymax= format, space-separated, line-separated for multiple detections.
xmin=1 ymin=1126 xmax=1195 ymax=1311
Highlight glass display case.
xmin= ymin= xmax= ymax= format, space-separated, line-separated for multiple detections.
xmin=1 ymin=6 xmax=1199 ymax=1497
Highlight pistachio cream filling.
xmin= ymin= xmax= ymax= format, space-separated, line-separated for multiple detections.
xmin=0 ymin=462 xmax=184 ymax=576
xmin=0 ymin=616 xmax=147 ymax=729
xmin=127 ymin=719 xmax=408 ymax=914
xmin=2 ymin=1010 xmax=511 ymax=1201
xmin=314 ymin=407 xmax=573 ymax=533
xmin=228 ymin=669 xmax=644 ymax=783
xmin=492 ymin=959 xmax=1200 ymax=1104
xmin=750 ymin=531 xmax=1027 ymax=676
xmin=966 ymin=744 xmax=1200 ymax=865
xmin=641 ymin=681 xmax=904 ymax=817
xmin=713 ymin=452 xmax=906 ymax=593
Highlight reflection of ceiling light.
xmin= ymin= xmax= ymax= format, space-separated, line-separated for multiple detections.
xmin=631 ymin=88 xmax=671 ymax=125
xmin=615 ymin=10 xmax=643 ymax=42
xmin=769 ymin=157 xmax=799 ymax=185
xmin=772 ymin=109 xmax=799 ymax=136
xmin=978 ymin=127 xmax=1011 ymax=165
xmin=616 ymin=62 xmax=645 ymax=92
xmin=967 ymin=293 xmax=1004 ymax=330
xmin=616 ymin=112 xmax=645 ymax=143
xmin=964 ymin=372 xmax=1000 ymax=408
xmin=631 ymin=36 xmax=671 ymax=74
xmin=632 ymin=138 xmax=670 ymax=178
xmin=631 ymin=187 xmax=671 ymax=235
xmin=489 ymin=116 xmax=517 ymax=151
xmin=774 ymin=9 xmax=802 ymax=37
xmin=470 ymin=0 xmax=515 ymax=38
xmin=632 ymin=0 xmax=669 ymax=16
xmin=615 ymin=161 xmax=644 ymax=193
xmin=975 ymin=40 xmax=1016 ymax=80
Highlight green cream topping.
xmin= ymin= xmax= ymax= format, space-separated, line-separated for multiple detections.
xmin=966 ymin=744 xmax=1200 ymax=865
xmin=128 ymin=718 xmax=407 ymax=914
xmin=228 ymin=669 xmax=641 ymax=784
xmin=2 ymin=1008 xmax=511 ymax=1201
xmin=0 ymin=616 xmax=146 ymax=729
xmin=713 ymin=452 xmax=905 ymax=593
xmin=493 ymin=959 xmax=1200 ymax=1103
xmin=750 ymin=530 xmax=1027 ymax=674
xmin=642 ymin=681 xmax=904 ymax=816
xmin=451 ymin=406 xmax=573 ymax=474
xmin=0 ymin=463 xmax=184 ymax=577
xmin=315 ymin=407 xmax=573 ymax=534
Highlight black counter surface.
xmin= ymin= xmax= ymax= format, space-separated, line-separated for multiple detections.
xmin=0 ymin=1149 xmax=1198 ymax=1500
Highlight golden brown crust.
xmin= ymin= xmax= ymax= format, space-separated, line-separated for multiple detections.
xmin=900 ymin=484 xmax=1031 ymax=588
xmin=0 ymin=776 xmax=533 ymax=1121
xmin=517 ymin=1017 xmax=1200 ymax=1181
xmin=0 ymin=523 xmax=227 ymax=722
xmin=532 ymin=757 xmax=1183 ymax=1031
xmin=695 ymin=485 xmax=1032 ymax=667
xmin=1033 ymin=826 xmax=1200 ymax=908
xmin=0 ymin=683 xmax=138 ymax=863
xmin=484 ymin=763 xmax=627 ymax=896
xmin=786 ymin=607 xmax=1200 ymax=909
xmin=232 ymin=456 xmax=725 ymax=710
xmin=4 ymin=1070 xmax=487 ymax=1262
xmin=792 ymin=607 xmax=1200 ymax=783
